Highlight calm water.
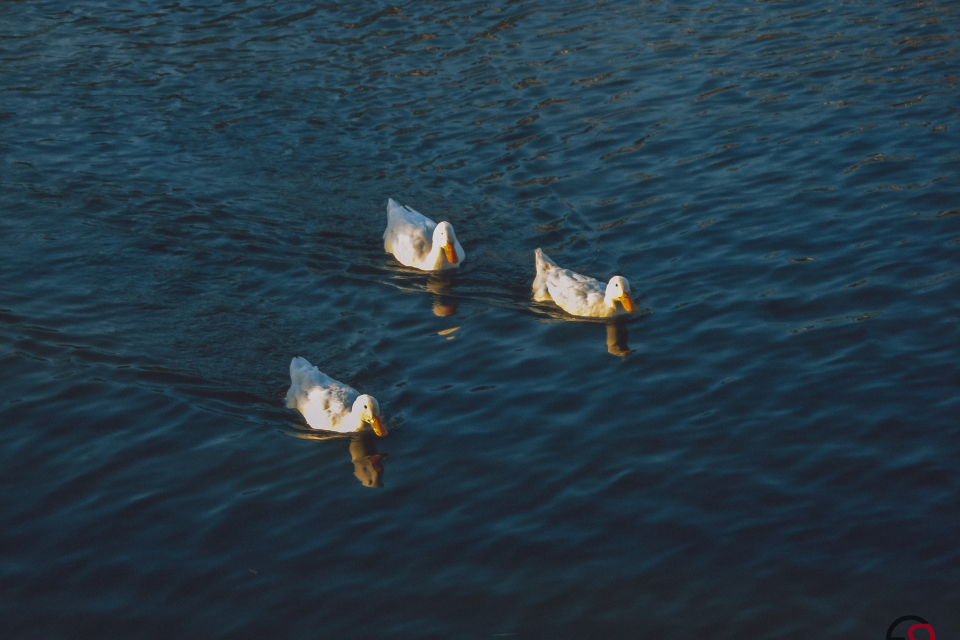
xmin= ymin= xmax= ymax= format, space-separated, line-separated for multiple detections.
xmin=2 ymin=1 xmax=959 ymax=638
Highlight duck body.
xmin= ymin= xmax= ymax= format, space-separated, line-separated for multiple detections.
xmin=384 ymin=198 xmax=465 ymax=271
xmin=285 ymin=357 xmax=386 ymax=436
xmin=533 ymin=248 xmax=638 ymax=318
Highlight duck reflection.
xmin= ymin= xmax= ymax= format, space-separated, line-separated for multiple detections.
xmin=606 ymin=320 xmax=633 ymax=357
xmin=427 ymin=273 xmax=458 ymax=316
xmin=288 ymin=430 xmax=387 ymax=488
xmin=534 ymin=302 xmax=642 ymax=356
xmin=349 ymin=433 xmax=386 ymax=488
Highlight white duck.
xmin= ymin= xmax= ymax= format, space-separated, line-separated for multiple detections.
xmin=384 ymin=198 xmax=465 ymax=271
xmin=533 ymin=248 xmax=639 ymax=318
xmin=285 ymin=357 xmax=386 ymax=436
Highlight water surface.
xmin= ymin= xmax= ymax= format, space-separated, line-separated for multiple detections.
xmin=2 ymin=1 xmax=959 ymax=638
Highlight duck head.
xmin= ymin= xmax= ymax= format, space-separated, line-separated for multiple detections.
xmin=432 ymin=221 xmax=460 ymax=265
xmin=352 ymin=394 xmax=386 ymax=436
xmin=604 ymin=276 xmax=638 ymax=312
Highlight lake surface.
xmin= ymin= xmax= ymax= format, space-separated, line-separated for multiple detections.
xmin=2 ymin=1 xmax=959 ymax=638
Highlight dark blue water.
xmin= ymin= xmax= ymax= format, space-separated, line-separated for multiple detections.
xmin=2 ymin=1 xmax=959 ymax=638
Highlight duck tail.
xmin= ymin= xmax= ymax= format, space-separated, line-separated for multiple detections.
xmin=533 ymin=248 xmax=554 ymax=298
xmin=535 ymin=247 xmax=557 ymax=272
xmin=384 ymin=200 xmax=393 ymax=244
xmin=289 ymin=355 xmax=312 ymax=376
xmin=287 ymin=356 xmax=315 ymax=408
xmin=387 ymin=198 xmax=407 ymax=220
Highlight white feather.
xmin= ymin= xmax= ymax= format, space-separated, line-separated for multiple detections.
xmin=533 ymin=248 xmax=638 ymax=318
xmin=286 ymin=357 xmax=384 ymax=435
xmin=383 ymin=199 xmax=465 ymax=271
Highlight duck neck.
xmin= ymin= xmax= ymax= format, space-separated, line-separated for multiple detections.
xmin=342 ymin=410 xmax=363 ymax=432
xmin=427 ymin=241 xmax=447 ymax=270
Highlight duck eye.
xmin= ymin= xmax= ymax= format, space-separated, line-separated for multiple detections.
xmin=364 ymin=404 xmax=368 ymax=409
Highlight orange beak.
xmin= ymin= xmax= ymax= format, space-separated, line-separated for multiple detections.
xmin=619 ymin=292 xmax=638 ymax=312
xmin=443 ymin=242 xmax=459 ymax=264
xmin=369 ymin=415 xmax=387 ymax=437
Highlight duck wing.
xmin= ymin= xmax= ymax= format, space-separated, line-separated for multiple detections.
xmin=545 ymin=266 xmax=607 ymax=316
xmin=287 ymin=357 xmax=359 ymax=430
xmin=384 ymin=199 xmax=436 ymax=260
